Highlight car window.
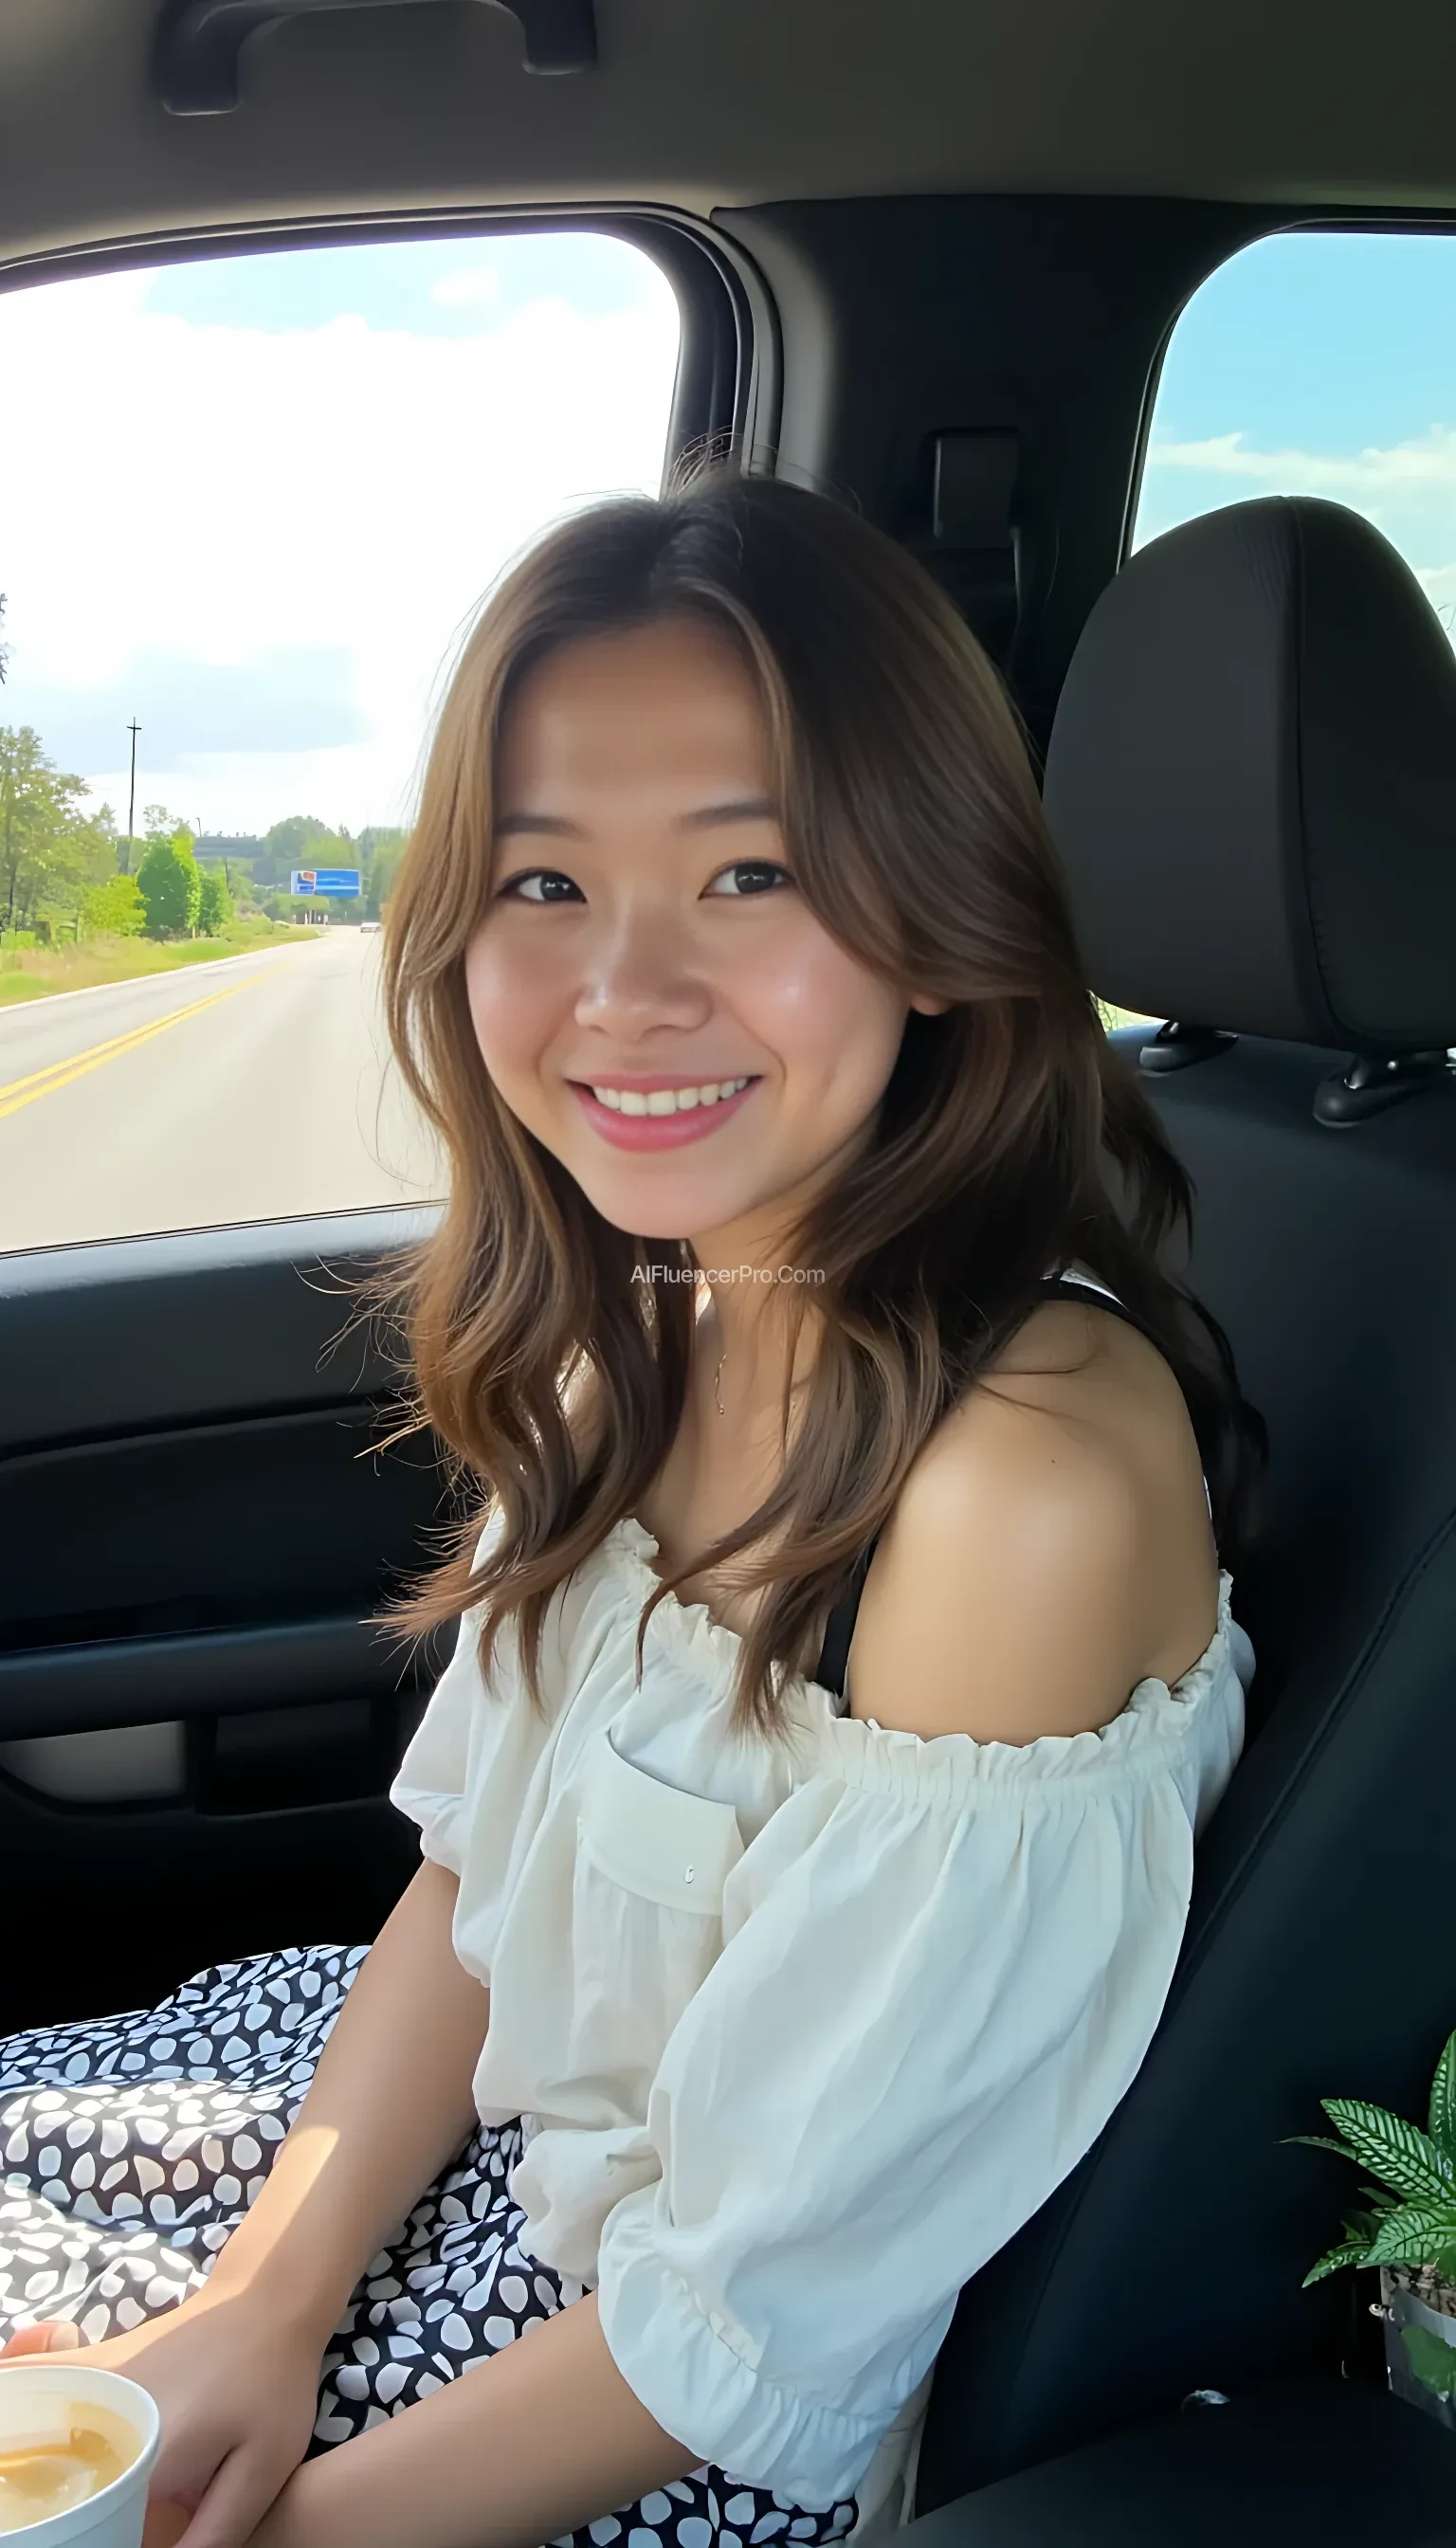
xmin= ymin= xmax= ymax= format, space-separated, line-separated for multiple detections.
xmin=1133 ymin=227 xmax=1456 ymax=636
xmin=0 ymin=231 xmax=680 ymax=1252
xmin=1104 ymin=228 xmax=1456 ymax=1041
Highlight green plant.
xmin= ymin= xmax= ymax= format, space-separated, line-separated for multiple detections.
xmin=1283 ymin=2026 xmax=1456 ymax=2285
xmin=136 ymin=828 xmax=202 ymax=937
xmin=196 ymin=868 xmax=233 ymax=935
xmin=1400 ymin=2321 xmax=1456 ymax=2398
xmin=84 ymin=873 xmax=145 ymax=938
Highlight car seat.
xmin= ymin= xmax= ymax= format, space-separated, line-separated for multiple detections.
xmin=913 ymin=496 xmax=1456 ymax=2507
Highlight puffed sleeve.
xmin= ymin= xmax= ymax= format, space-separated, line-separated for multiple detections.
xmin=595 ymin=1656 xmax=1246 ymax=2507
xmin=389 ymin=1507 xmax=512 ymax=1881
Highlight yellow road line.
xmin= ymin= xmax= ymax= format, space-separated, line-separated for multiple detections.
xmin=0 ymin=975 xmax=264 ymax=1120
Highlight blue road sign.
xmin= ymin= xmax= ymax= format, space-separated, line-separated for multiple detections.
xmin=290 ymin=867 xmax=361 ymax=898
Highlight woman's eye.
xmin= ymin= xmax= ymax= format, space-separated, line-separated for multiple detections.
xmin=706 ymin=861 xmax=793 ymax=899
xmin=498 ymin=868 xmax=583 ymax=904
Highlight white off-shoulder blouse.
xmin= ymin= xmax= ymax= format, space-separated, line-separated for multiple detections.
xmin=390 ymin=1506 xmax=1254 ymax=2536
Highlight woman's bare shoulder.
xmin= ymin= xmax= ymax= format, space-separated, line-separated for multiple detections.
xmin=843 ymin=1300 xmax=1218 ymax=1742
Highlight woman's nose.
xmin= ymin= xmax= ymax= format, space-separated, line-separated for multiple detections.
xmin=575 ymin=912 xmax=710 ymax=1031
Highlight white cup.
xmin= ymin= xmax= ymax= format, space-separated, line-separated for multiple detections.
xmin=0 ymin=2361 xmax=160 ymax=2545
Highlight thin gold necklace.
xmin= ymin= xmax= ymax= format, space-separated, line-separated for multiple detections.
xmin=713 ymin=1347 xmax=728 ymax=1416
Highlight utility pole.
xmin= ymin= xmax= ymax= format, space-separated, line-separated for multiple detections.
xmin=124 ymin=719 xmax=140 ymax=873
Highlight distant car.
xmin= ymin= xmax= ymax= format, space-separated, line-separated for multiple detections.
xmin=359 ymin=919 xmax=382 ymax=933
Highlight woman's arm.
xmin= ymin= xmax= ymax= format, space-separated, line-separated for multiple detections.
xmin=247 ymin=2293 xmax=701 ymax=2548
xmin=14 ymin=1862 xmax=492 ymax=2548
xmin=206 ymin=1858 xmax=489 ymax=2343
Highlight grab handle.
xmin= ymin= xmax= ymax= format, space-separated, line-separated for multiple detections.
xmin=153 ymin=0 xmax=596 ymax=114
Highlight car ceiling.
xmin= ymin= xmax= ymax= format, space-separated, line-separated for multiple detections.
xmin=2 ymin=0 xmax=1456 ymax=275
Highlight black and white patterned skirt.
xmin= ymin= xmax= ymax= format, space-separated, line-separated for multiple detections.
xmin=0 ymin=1945 xmax=858 ymax=2548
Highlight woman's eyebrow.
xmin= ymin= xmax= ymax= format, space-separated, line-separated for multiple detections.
xmin=493 ymin=810 xmax=587 ymax=839
xmin=677 ymin=796 xmax=780 ymax=830
xmin=493 ymin=797 xmax=780 ymax=840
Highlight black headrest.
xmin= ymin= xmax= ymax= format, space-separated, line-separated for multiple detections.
xmin=1043 ymin=497 xmax=1456 ymax=1052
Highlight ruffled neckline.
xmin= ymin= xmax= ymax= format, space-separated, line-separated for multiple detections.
xmin=606 ymin=1514 xmax=1244 ymax=1785
xmin=611 ymin=1512 xmax=814 ymax=1690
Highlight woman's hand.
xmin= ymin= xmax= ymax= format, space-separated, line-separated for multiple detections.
xmin=0 ymin=1868 xmax=487 ymax=2540
xmin=0 ymin=2288 xmax=325 ymax=2548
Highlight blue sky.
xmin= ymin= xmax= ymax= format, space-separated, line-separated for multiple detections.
xmin=1148 ymin=228 xmax=1456 ymax=456
xmin=1136 ymin=228 xmax=1456 ymax=627
xmin=145 ymin=228 xmax=656 ymax=337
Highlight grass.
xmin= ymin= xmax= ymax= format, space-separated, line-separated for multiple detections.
xmin=1098 ymin=1000 xmax=1161 ymax=1033
xmin=0 ymin=919 xmax=318 ymax=1006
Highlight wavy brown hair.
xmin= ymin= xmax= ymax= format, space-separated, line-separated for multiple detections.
xmin=379 ymin=465 xmax=1265 ymax=1741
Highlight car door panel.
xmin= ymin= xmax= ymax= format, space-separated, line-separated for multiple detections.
xmin=0 ymin=1210 xmax=458 ymax=2032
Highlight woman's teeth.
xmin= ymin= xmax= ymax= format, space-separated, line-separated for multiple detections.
xmin=587 ymin=1079 xmax=752 ymax=1117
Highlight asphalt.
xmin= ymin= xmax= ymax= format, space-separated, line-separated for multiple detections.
xmin=0 ymin=931 xmax=444 ymax=1253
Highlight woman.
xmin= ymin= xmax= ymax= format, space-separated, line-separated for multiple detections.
xmin=0 ymin=469 xmax=1260 ymax=2548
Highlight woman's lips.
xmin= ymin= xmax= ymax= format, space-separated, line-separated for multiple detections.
xmin=568 ymin=1080 xmax=760 ymax=1150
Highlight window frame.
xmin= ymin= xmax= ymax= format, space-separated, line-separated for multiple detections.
xmin=1119 ymin=213 xmax=1456 ymax=573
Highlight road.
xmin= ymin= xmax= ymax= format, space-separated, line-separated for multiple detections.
xmin=0 ymin=932 xmax=445 ymax=1253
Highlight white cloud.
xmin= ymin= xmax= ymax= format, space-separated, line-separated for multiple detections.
xmin=1137 ymin=425 xmax=1456 ymax=623
xmin=0 ymin=253 xmax=680 ymax=832
xmin=20 ymin=644 xmax=366 ymax=776
xmin=1145 ymin=423 xmax=1456 ymax=496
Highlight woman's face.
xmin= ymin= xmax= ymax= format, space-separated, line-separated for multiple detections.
xmin=464 ymin=615 xmax=945 ymax=1252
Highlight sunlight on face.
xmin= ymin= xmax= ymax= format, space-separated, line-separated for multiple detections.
xmin=464 ymin=617 xmax=940 ymax=1254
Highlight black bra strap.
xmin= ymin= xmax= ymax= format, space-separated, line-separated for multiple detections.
xmin=810 ymin=1271 xmax=1153 ymax=1702
xmin=812 ymin=1538 xmax=876 ymax=1702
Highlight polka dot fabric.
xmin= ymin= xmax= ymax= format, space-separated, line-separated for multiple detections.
xmin=0 ymin=1944 xmax=858 ymax=2548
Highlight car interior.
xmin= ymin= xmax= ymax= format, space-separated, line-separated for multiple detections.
xmin=3 ymin=2 xmax=1456 ymax=2539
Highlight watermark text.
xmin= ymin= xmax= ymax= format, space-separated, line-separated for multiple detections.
xmin=633 ymin=1263 xmax=825 ymax=1285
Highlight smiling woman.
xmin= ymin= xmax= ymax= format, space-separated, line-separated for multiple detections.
xmin=0 ymin=226 xmax=681 ymax=1254
xmin=463 ymin=616 xmax=943 ymax=1246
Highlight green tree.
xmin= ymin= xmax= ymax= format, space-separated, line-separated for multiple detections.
xmin=0 ymin=725 xmax=94 ymax=937
xmin=196 ymin=868 xmax=233 ymax=935
xmin=136 ymin=829 xmax=202 ymax=937
xmin=42 ymin=803 xmax=122 ymax=938
xmin=221 ymin=857 xmax=257 ymax=905
xmin=141 ymin=804 xmax=191 ymax=849
xmin=358 ymin=827 xmax=409 ymax=918
xmin=84 ymin=873 xmax=145 ymax=937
